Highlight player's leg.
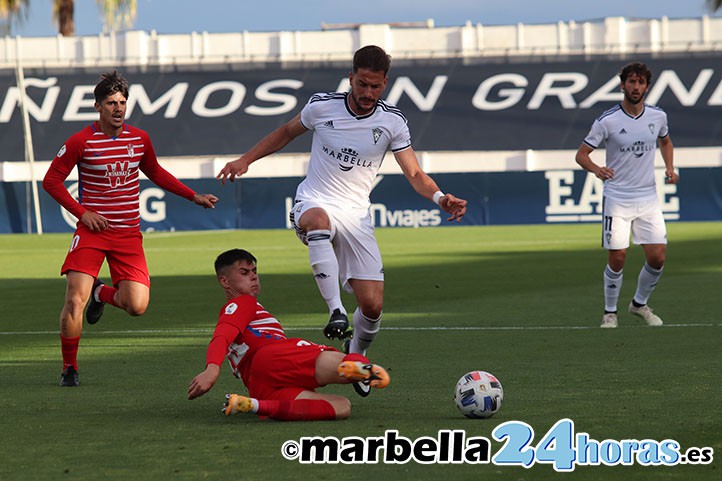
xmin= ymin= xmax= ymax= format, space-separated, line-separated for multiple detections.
xmin=314 ymin=350 xmax=389 ymax=389
xmin=600 ymin=198 xmax=631 ymax=328
xmin=223 ymin=390 xmax=349 ymax=420
xmin=347 ymin=279 xmax=383 ymax=354
xmin=96 ymin=233 xmax=151 ymax=318
xmin=59 ymin=271 xmax=95 ymax=386
xmin=294 ymin=203 xmax=349 ymax=338
xmin=628 ymin=205 xmax=667 ymax=326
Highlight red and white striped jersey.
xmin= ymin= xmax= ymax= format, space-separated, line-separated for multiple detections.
xmin=204 ymin=295 xmax=288 ymax=383
xmin=43 ymin=122 xmax=195 ymax=230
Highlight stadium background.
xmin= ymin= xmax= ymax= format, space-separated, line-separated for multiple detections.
xmin=1 ymin=16 xmax=721 ymax=232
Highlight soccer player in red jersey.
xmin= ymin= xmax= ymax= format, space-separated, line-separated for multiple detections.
xmin=187 ymin=249 xmax=390 ymax=421
xmin=43 ymin=71 xmax=218 ymax=387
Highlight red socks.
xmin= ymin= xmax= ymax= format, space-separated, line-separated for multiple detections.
xmin=60 ymin=335 xmax=80 ymax=369
xmin=342 ymin=353 xmax=370 ymax=364
xmin=256 ymin=399 xmax=337 ymax=421
xmin=97 ymin=284 xmax=119 ymax=307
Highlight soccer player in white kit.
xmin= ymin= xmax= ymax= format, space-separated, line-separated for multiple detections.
xmin=575 ymin=62 xmax=678 ymax=329
xmin=218 ymin=46 xmax=467 ymax=394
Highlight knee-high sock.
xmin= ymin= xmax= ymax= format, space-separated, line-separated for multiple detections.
xmin=307 ymin=230 xmax=344 ymax=314
xmin=97 ymin=284 xmax=119 ymax=307
xmin=633 ymin=263 xmax=663 ymax=305
xmin=349 ymin=308 xmax=381 ymax=355
xmin=60 ymin=335 xmax=80 ymax=370
xmin=603 ymin=265 xmax=623 ymax=313
xmin=255 ymin=399 xmax=337 ymax=421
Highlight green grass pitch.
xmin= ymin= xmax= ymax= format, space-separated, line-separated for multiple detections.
xmin=0 ymin=223 xmax=719 ymax=480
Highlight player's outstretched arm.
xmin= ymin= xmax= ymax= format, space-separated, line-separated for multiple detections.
xmin=188 ymin=364 xmax=221 ymax=400
xmin=394 ymin=148 xmax=468 ymax=222
xmin=217 ymin=113 xmax=308 ymax=184
xmin=192 ymin=193 xmax=218 ymax=209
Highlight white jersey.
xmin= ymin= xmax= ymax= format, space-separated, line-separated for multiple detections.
xmin=296 ymin=92 xmax=412 ymax=210
xmin=584 ymin=103 xmax=669 ymax=201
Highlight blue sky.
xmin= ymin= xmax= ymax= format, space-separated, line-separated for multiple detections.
xmin=7 ymin=0 xmax=722 ymax=37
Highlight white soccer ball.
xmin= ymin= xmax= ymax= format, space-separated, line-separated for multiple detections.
xmin=454 ymin=371 xmax=504 ymax=419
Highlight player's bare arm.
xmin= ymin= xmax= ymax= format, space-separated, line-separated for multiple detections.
xmin=575 ymin=143 xmax=614 ymax=180
xmin=188 ymin=363 xmax=221 ymax=400
xmin=394 ymin=148 xmax=468 ymax=221
xmin=193 ymin=193 xmax=219 ymax=208
xmin=658 ymin=135 xmax=678 ymax=184
xmin=217 ymin=113 xmax=308 ymax=184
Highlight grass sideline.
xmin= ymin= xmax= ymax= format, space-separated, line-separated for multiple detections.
xmin=0 ymin=223 xmax=720 ymax=481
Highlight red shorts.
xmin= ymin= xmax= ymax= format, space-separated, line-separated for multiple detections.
xmin=245 ymin=338 xmax=338 ymax=401
xmin=61 ymin=223 xmax=150 ymax=287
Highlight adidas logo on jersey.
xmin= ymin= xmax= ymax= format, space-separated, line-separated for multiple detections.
xmin=324 ymin=120 xmax=335 ymax=129
xmin=619 ymin=128 xmax=627 ymax=134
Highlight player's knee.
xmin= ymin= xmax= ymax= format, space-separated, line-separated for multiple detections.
xmin=360 ymin=303 xmax=383 ymax=320
xmin=647 ymin=257 xmax=665 ymax=270
xmin=334 ymin=398 xmax=351 ymax=420
xmin=125 ymin=301 xmax=148 ymax=317
xmin=65 ymin=294 xmax=88 ymax=318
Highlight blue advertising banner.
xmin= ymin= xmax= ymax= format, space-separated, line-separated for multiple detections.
xmin=2 ymin=168 xmax=721 ymax=234
xmin=1 ymin=54 xmax=721 ymax=161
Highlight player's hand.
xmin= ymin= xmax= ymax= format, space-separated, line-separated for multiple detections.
xmin=193 ymin=193 xmax=218 ymax=209
xmin=439 ymin=194 xmax=467 ymax=222
xmin=217 ymin=157 xmax=250 ymax=184
xmin=80 ymin=210 xmax=109 ymax=232
xmin=595 ymin=166 xmax=615 ymax=181
xmin=665 ymin=169 xmax=679 ymax=184
xmin=188 ymin=365 xmax=221 ymax=400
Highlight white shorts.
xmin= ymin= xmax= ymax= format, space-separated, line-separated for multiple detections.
xmin=602 ymin=196 xmax=667 ymax=250
xmin=289 ymin=199 xmax=384 ymax=293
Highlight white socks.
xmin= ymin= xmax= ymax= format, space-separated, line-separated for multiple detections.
xmin=307 ymin=230 xmax=344 ymax=314
xmin=603 ymin=265 xmax=623 ymax=312
xmin=633 ymin=263 xmax=663 ymax=306
xmin=349 ymin=308 xmax=382 ymax=355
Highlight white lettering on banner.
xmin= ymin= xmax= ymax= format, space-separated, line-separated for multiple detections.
xmin=472 ymin=74 xmax=528 ymax=111
xmin=245 ymin=79 xmax=303 ymax=116
xmin=371 ymin=204 xmax=442 ymax=227
xmin=3 ymin=70 xmax=722 ymax=124
xmin=647 ymin=69 xmax=714 ymax=106
xmin=63 ymin=85 xmax=96 ymax=121
xmin=545 ymin=170 xmax=680 ymax=223
xmin=127 ymin=83 xmax=189 ymax=118
xmin=192 ymin=81 xmax=247 ymax=117
xmin=527 ymin=72 xmax=589 ymax=110
xmin=385 ymin=76 xmax=448 ymax=112
xmin=139 ymin=188 xmax=166 ymax=222
xmin=0 ymin=77 xmax=60 ymax=122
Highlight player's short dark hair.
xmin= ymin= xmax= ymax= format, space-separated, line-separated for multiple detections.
xmin=353 ymin=45 xmax=391 ymax=75
xmin=94 ymin=70 xmax=129 ymax=103
xmin=214 ymin=249 xmax=257 ymax=276
xmin=619 ymin=62 xmax=652 ymax=84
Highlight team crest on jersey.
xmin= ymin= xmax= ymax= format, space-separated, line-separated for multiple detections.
xmin=372 ymin=127 xmax=383 ymax=144
xmin=127 ymin=144 xmax=136 ymax=158
xmin=225 ymin=303 xmax=238 ymax=315
xmin=648 ymin=123 xmax=655 ymax=135
xmin=57 ymin=145 xmax=67 ymax=157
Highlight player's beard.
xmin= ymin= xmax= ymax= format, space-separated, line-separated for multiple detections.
xmin=350 ymin=91 xmax=376 ymax=115
xmin=623 ymin=89 xmax=645 ymax=106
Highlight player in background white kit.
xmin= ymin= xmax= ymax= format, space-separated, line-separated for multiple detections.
xmin=575 ymin=62 xmax=678 ymax=329
xmin=218 ymin=46 xmax=467 ymax=394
